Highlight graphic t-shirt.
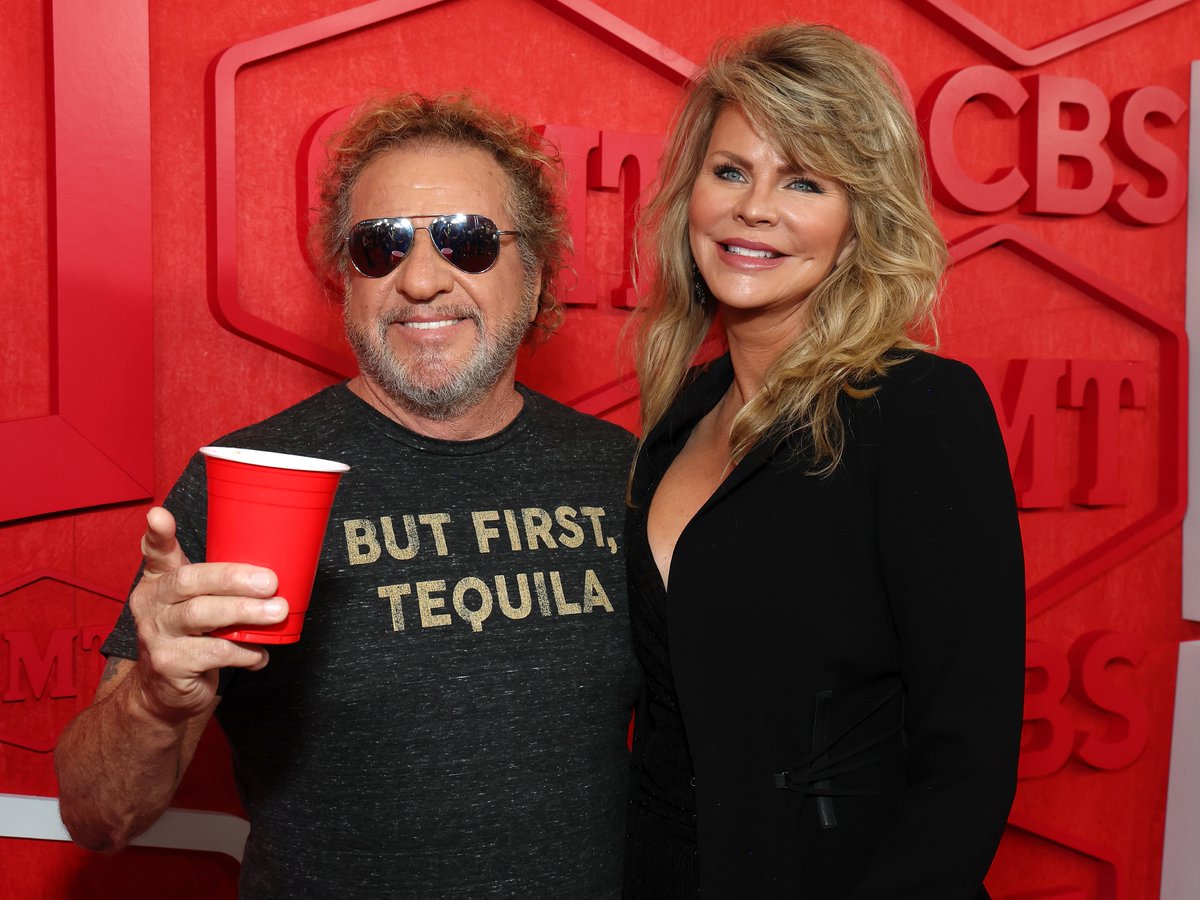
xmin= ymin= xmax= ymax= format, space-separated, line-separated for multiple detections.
xmin=103 ymin=383 xmax=640 ymax=899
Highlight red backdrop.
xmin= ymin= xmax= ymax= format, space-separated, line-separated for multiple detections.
xmin=1 ymin=1 xmax=1196 ymax=896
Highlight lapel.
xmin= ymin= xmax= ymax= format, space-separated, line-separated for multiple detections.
xmin=637 ymin=353 xmax=787 ymax=518
xmin=635 ymin=355 xmax=730 ymax=497
xmin=702 ymin=429 xmax=780 ymax=512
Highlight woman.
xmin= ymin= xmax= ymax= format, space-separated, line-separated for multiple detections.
xmin=624 ymin=24 xmax=1025 ymax=899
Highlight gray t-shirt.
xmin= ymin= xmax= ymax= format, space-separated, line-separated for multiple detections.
xmin=103 ymin=383 xmax=640 ymax=899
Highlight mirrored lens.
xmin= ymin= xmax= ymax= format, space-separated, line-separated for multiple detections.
xmin=429 ymin=214 xmax=501 ymax=274
xmin=347 ymin=215 xmax=507 ymax=277
xmin=348 ymin=219 xmax=414 ymax=278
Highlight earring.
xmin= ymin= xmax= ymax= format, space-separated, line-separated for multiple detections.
xmin=691 ymin=262 xmax=709 ymax=306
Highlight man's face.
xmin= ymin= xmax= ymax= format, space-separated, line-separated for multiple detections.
xmin=343 ymin=144 xmax=538 ymax=421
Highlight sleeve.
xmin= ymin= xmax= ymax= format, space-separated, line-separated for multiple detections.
xmin=99 ymin=454 xmax=211 ymax=661
xmin=848 ymin=358 xmax=1026 ymax=899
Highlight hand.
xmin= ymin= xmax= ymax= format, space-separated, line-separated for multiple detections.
xmin=128 ymin=506 xmax=287 ymax=722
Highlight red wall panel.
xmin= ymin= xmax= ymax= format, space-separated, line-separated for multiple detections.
xmin=1 ymin=1 xmax=1195 ymax=896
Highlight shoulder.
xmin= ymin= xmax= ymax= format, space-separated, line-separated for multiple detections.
xmin=162 ymin=384 xmax=353 ymax=527
xmin=866 ymin=351 xmax=994 ymax=425
xmin=875 ymin=351 xmax=986 ymax=399
xmin=854 ymin=352 xmax=1013 ymax=494
xmin=521 ymin=386 xmax=636 ymax=460
xmin=209 ymin=385 xmax=357 ymax=456
xmin=841 ymin=352 xmax=1004 ymax=468
xmin=518 ymin=388 xmax=635 ymax=500
xmin=168 ymin=385 xmax=350 ymax=501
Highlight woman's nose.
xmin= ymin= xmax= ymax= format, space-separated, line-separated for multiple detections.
xmin=733 ymin=182 xmax=779 ymax=226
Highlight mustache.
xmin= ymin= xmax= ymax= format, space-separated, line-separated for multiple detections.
xmin=379 ymin=305 xmax=483 ymax=327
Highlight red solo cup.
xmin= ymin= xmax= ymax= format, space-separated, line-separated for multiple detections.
xmin=200 ymin=447 xmax=349 ymax=644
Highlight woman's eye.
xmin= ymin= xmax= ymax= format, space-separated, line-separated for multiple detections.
xmin=788 ymin=177 xmax=823 ymax=193
xmin=714 ymin=164 xmax=745 ymax=182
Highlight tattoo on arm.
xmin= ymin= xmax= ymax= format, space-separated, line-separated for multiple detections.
xmin=99 ymin=658 xmax=122 ymax=686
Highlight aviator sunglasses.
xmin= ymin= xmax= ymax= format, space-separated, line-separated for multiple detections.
xmin=347 ymin=214 xmax=520 ymax=277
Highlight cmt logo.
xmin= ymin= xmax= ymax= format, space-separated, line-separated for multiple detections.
xmin=942 ymin=224 xmax=1184 ymax=619
xmin=537 ymin=125 xmax=661 ymax=309
xmin=209 ymin=0 xmax=695 ymax=381
xmin=969 ymin=358 xmax=1147 ymax=509
xmin=0 ymin=571 xmax=122 ymax=752
xmin=1 ymin=627 xmax=109 ymax=704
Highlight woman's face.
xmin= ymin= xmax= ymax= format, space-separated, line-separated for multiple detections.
xmin=688 ymin=105 xmax=856 ymax=330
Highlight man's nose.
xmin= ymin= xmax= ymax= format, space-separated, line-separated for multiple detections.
xmin=392 ymin=228 xmax=455 ymax=301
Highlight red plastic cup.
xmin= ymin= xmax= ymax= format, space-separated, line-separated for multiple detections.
xmin=200 ymin=446 xmax=350 ymax=644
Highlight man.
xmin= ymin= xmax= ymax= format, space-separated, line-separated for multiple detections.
xmin=55 ymin=94 xmax=639 ymax=898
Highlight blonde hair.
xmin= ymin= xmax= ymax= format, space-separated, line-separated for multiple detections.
xmin=315 ymin=93 xmax=569 ymax=336
xmin=632 ymin=23 xmax=946 ymax=472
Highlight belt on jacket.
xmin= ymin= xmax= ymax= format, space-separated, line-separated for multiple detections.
xmin=772 ymin=685 xmax=906 ymax=828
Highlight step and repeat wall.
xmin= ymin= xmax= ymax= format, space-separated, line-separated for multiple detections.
xmin=1 ymin=0 xmax=1197 ymax=896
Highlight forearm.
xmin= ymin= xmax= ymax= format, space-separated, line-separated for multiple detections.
xmin=54 ymin=661 xmax=213 ymax=852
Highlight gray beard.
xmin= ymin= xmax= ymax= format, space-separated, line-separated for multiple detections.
xmin=344 ymin=299 xmax=532 ymax=421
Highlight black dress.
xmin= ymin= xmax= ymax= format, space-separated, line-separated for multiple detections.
xmin=624 ymin=470 xmax=700 ymax=898
xmin=623 ymin=352 xmax=1024 ymax=899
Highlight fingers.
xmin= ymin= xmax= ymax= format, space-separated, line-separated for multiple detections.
xmin=182 ymin=634 xmax=272 ymax=675
xmin=162 ymin=591 xmax=289 ymax=637
xmin=128 ymin=637 xmax=269 ymax=723
xmin=140 ymin=507 xmax=186 ymax=577
xmin=138 ymin=505 xmax=279 ymax=606
xmin=129 ymin=593 xmax=286 ymax=721
xmin=129 ymin=556 xmax=284 ymax=684
xmin=169 ymin=561 xmax=278 ymax=606
xmin=133 ymin=564 xmax=286 ymax=640
xmin=127 ymin=508 xmax=291 ymax=722
xmin=242 ymin=645 xmax=271 ymax=672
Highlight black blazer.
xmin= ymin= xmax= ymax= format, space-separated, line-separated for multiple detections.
xmin=628 ymin=352 xmax=1025 ymax=898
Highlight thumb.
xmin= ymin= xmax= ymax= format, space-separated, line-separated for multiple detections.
xmin=140 ymin=506 xmax=188 ymax=577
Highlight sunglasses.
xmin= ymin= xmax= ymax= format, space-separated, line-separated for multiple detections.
xmin=346 ymin=214 xmax=520 ymax=277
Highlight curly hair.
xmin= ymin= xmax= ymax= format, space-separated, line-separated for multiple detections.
xmin=315 ymin=93 xmax=569 ymax=336
xmin=632 ymin=23 xmax=946 ymax=472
